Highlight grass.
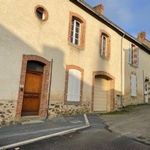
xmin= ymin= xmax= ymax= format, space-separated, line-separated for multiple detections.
xmin=101 ymin=103 xmax=149 ymax=115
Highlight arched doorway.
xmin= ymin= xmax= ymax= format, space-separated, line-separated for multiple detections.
xmin=92 ymin=71 xmax=115 ymax=112
xmin=16 ymin=55 xmax=51 ymax=119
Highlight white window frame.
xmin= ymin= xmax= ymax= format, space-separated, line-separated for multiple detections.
xmin=71 ymin=19 xmax=81 ymax=46
xmin=101 ymin=34 xmax=108 ymax=57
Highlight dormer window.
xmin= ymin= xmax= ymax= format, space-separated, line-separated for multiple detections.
xmin=68 ymin=12 xmax=86 ymax=49
xmin=100 ymin=31 xmax=111 ymax=59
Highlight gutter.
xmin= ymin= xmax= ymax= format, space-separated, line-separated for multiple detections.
xmin=46 ymin=59 xmax=53 ymax=120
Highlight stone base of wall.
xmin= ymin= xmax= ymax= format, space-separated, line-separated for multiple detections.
xmin=48 ymin=101 xmax=90 ymax=118
xmin=123 ymin=94 xmax=145 ymax=106
xmin=0 ymin=100 xmax=16 ymax=127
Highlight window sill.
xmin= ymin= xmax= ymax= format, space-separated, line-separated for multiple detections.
xmin=68 ymin=42 xmax=84 ymax=51
xmin=64 ymin=101 xmax=81 ymax=105
xmin=131 ymin=95 xmax=137 ymax=97
xmin=100 ymin=55 xmax=110 ymax=60
xmin=129 ymin=63 xmax=138 ymax=68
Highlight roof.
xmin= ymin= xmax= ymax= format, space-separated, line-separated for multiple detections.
xmin=70 ymin=0 xmax=150 ymax=54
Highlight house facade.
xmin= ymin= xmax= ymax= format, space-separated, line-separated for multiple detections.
xmin=0 ymin=0 xmax=150 ymax=125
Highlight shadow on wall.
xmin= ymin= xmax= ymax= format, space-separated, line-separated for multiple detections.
xmin=43 ymin=45 xmax=91 ymax=117
xmin=0 ymin=23 xmax=120 ymax=126
xmin=0 ymin=24 xmax=91 ymax=126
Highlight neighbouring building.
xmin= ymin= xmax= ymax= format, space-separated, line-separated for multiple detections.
xmin=0 ymin=0 xmax=150 ymax=126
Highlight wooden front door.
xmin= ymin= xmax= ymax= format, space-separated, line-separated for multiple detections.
xmin=21 ymin=61 xmax=44 ymax=116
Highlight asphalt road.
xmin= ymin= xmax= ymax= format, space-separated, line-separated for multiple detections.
xmin=18 ymin=127 xmax=150 ymax=150
xmin=17 ymin=115 xmax=150 ymax=150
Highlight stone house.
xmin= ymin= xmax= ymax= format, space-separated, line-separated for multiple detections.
xmin=0 ymin=0 xmax=150 ymax=125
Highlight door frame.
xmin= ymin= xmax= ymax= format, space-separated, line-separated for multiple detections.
xmin=92 ymin=71 xmax=115 ymax=112
xmin=16 ymin=55 xmax=51 ymax=119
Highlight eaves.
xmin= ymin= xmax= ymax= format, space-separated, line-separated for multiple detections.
xmin=70 ymin=0 xmax=150 ymax=54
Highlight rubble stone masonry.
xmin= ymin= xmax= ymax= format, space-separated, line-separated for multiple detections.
xmin=0 ymin=100 xmax=16 ymax=127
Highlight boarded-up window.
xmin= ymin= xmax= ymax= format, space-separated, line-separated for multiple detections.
xmin=131 ymin=73 xmax=137 ymax=97
xmin=67 ymin=69 xmax=81 ymax=102
xmin=129 ymin=44 xmax=139 ymax=67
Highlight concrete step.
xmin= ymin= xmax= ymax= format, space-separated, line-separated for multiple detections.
xmin=20 ymin=116 xmax=44 ymax=125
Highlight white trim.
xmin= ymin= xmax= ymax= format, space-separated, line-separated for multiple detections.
xmin=101 ymin=34 xmax=107 ymax=57
xmin=71 ymin=19 xmax=81 ymax=45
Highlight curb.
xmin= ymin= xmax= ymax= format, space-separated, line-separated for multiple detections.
xmin=133 ymin=138 xmax=150 ymax=146
xmin=0 ymin=114 xmax=90 ymax=150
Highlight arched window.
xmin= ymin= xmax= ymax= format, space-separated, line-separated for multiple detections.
xmin=100 ymin=30 xmax=111 ymax=59
xmin=27 ymin=61 xmax=44 ymax=73
xmin=68 ymin=12 xmax=86 ymax=49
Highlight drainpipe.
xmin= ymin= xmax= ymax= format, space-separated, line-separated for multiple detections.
xmin=46 ymin=59 xmax=53 ymax=120
xmin=120 ymin=33 xmax=125 ymax=107
xmin=142 ymin=70 xmax=145 ymax=103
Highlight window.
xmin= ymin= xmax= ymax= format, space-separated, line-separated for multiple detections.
xmin=27 ymin=61 xmax=44 ymax=73
xmin=100 ymin=31 xmax=111 ymax=59
xmin=35 ymin=6 xmax=48 ymax=21
xmin=65 ymin=65 xmax=83 ymax=104
xmin=129 ymin=44 xmax=139 ymax=67
xmin=69 ymin=12 xmax=86 ymax=49
xmin=71 ymin=18 xmax=81 ymax=45
xmin=101 ymin=34 xmax=107 ymax=56
xmin=131 ymin=73 xmax=137 ymax=97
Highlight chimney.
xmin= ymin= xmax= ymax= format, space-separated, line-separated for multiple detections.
xmin=93 ymin=4 xmax=104 ymax=15
xmin=137 ymin=32 xmax=146 ymax=42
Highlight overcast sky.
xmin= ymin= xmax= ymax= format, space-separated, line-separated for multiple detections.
xmin=85 ymin=0 xmax=150 ymax=40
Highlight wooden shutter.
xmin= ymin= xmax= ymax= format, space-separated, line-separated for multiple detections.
xmin=131 ymin=74 xmax=137 ymax=96
xmin=129 ymin=44 xmax=139 ymax=67
xmin=67 ymin=69 xmax=81 ymax=102
xmin=133 ymin=47 xmax=139 ymax=67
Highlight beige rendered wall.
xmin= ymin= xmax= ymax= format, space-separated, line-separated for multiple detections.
xmin=0 ymin=0 xmax=123 ymax=104
xmin=1 ymin=0 xmax=149 ymax=122
xmin=123 ymin=37 xmax=150 ymax=106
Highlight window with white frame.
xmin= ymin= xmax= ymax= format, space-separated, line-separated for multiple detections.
xmin=69 ymin=12 xmax=86 ymax=49
xmin=71 ymin=18 xmax=81 ymax=46
xmin=131 ymin=73 xmax=137 ymax=97
xmin=100 ymin=32 xmax=110 ymax=59
xmin=129 ymin=44 xmax=139 ymax=67
xmin=101 ymin=34 xmax=107 ymax=56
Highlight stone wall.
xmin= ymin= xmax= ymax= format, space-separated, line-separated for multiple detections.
xmin=0 ymin=100 xmax=16 ymax=127
xmin=48 ymin=101 xmax=90 ymax=118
